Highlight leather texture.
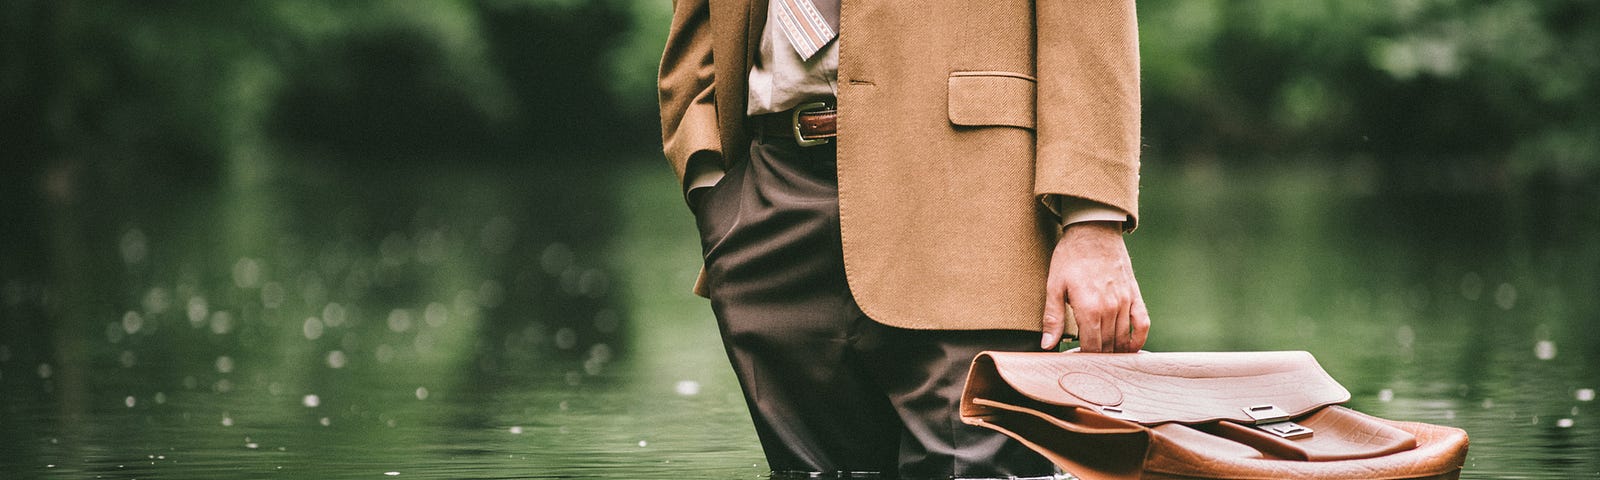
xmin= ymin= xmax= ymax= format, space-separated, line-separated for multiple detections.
xmin=963 ymin=351 xmax=1350 ymax=425
xmin=795 ymin=109 xmax=837 ymax=140
xmin=754 ymin=108 xmax=838 ymax=141
xmin=961 ymin=351 xmax=1469 ymax=480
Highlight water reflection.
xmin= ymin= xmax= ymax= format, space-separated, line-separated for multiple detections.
xmin=0 ymin=156 xmax=668 ymax=477
xmin=1 ymin=158 xmax=1597 ymax=478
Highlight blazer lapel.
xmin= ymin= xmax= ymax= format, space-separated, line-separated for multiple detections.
xmin=746 ymin=0 xmax=767 ymax=68
xmin=709 ymin=0 xmax=762 ymax=165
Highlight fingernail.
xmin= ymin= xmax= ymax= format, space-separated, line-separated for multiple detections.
xmin=1041 ymin=333 xmax=1056 ymax=350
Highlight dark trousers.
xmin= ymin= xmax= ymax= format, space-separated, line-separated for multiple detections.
xmin=692 ymin=134 xmax=1055 ymax=479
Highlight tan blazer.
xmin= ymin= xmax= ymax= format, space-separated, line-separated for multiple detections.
xmin=659 ymin=0 xmax=1141 ymax=332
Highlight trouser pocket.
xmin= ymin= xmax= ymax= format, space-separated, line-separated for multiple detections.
xmin=694 ymin=155 xmax=746 ymax=260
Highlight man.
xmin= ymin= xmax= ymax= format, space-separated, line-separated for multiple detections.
xmin=658 ymin=0 xmax=1149 ymax=478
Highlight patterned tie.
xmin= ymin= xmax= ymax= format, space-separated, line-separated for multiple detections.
xmin=773 ymin=0 xmax=840 ymax=60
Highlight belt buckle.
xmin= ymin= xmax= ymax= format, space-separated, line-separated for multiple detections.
xmin=791 ymin=101 xmax=831 ymax=147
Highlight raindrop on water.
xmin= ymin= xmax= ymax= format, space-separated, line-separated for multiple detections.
xmin=143 ymin=287 xmax=172 ymax=315
xmin=424 ymin=302 xmax=448 ymax=327
xmin=125 ymin=396 xmax=136 ymax=408
xmin=384 ymin=472 xmax=401 ymax=477
xmin=638 ymin=440 xmax=648 ymax=447
xmin=509 ymin=426 xmax=524 ymax=434
xmin=326 ymin=350 xmax=348 ymax=369
xmin=1577 ymin=389 xmax=1595 ymax=402
xmin=120 ymin=229 xmax=148 ymax=265
xmin=119 ymin=350 xmax=137 ymax=368
xmin=387 ymin=309 xmax=413 ymax=333
xmin=1556 ymin=418 xmax=1575 ymax=428
xmin=209 ymin=311 xmax=235 ymax=335
xmin=1494 ymin=283 xmax=1517 ymax=310
xmin=215 ymin=378 xmax=233 ymax=393
xmin=233 ymin=258 xmax=262 ymax=289
xmin=554 ymin=328 xmax=578 ymax=350
xmin=675 ymin=380 xmax=702 ymax=396
xmin=261 ymin=282 xmax=286 ymax=309
xmin=578 ymin=269 xmax=609 ymax=298
xmin=37 ymin=363 xmax=52 ymax=379
xmin=303 ymin=317 xmax=325 ymax=340
xmin=1534 ymin=340 xmax=1557 ymax=360
xmin=415 ymin=387 xmax=429 ymax=400
xmin=122 ymin=311 xmax=144 ymax=335
xmin=187 ymin=297 xmax=209 ymax=327
xmin=322 ymin=302 xmax=347 ymax=327
xmin=303 ymin=394 xmax=320 ymax=408
xmin=589 ymin=343 xmax=613 ymax=363
xmin=221 ymin=414 xmax=234 ymax=427
xmin=1378 ymin=389 xmax=1394 ymax=402
xmin=320 ymin=417 xmax=331 ymax=426
xmin=215 ymin=356 xmax=234 ymax=374
xmin=154 ymin=392 xmax=166 ymax=404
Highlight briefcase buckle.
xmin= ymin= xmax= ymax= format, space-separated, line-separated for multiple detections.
xmin=1243 ymin=404 xmax=1292 ymax=424
xmin=1257 ymin=421 xmax=1315 ymax=439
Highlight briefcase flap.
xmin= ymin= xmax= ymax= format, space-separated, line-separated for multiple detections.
xmin=963 ymin=351 xmax=1351 ymax=426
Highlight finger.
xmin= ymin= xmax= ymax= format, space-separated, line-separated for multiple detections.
xmin=1103 ymin=296 xmax=1123 ymax=353
xmin=1078 ymin=296 xmax=1111 ymax=353
xmin=1114 ymin=292 xmax=1134 ymax=353
xmin=1041 ymin=276 xmax=1068 ymax=350
xmin=1129 ymin=282 xmax=1151 ymax=352
xmin=1076 ymin=303 xmax=1102 ymax=352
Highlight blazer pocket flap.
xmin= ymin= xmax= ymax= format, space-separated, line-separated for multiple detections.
xmin=948 ymin=72 xmax=1036 ymax=129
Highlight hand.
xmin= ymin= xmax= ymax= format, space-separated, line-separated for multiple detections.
xmin=1041 ymin=221 xmax=1149 ymax=352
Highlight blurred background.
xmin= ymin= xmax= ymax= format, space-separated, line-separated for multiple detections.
xmin=1 ymin=1 xmax=1596 ymax=478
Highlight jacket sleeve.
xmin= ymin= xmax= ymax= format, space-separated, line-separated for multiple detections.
xmin=1034 ymin=0 xmax=1142 ymax=230
xmin=659 ymin=0 xmax=724 ymax=202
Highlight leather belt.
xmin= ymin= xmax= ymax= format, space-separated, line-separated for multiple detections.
xmin=752 ymin=101 xmax=836 ymax=147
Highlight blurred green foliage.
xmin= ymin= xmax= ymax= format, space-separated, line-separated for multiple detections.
xmin=1139 ymin=0 xmax=1600 ymax=189
xmin=2 ymin=0 xmax=1595 ymax=189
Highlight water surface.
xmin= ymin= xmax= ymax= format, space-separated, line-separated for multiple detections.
xmin=1 ymin=158 xmax=1595 ymax=478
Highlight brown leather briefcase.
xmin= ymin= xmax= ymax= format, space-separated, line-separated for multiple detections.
xmin=960 ymin=351 xmax=1469 ymax=480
